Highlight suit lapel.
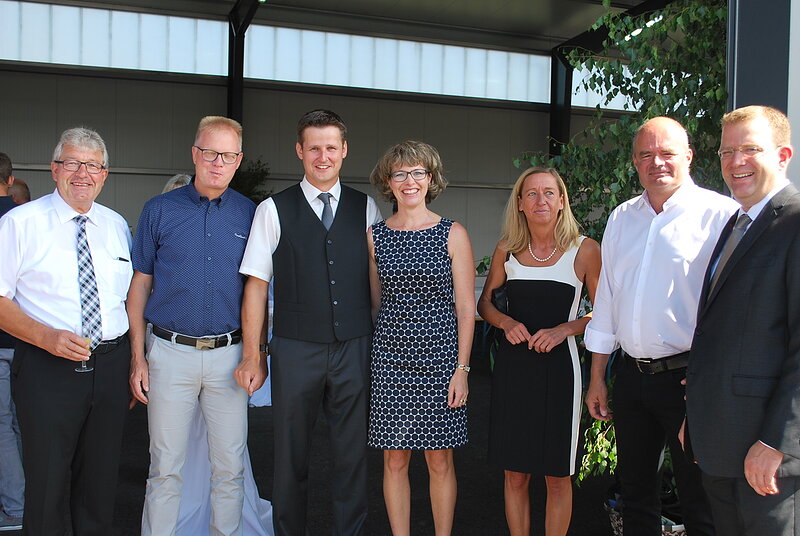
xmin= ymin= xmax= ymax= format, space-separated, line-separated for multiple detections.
xmin=702 ymin=185 xmax=798 ymax=311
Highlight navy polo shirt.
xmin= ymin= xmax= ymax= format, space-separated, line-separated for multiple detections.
xmin=132 ymin=180 xmax=256 ymax=337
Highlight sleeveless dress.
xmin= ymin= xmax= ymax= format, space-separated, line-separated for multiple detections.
xmin=367 ymin=218 xmax=468 ymax=450
xmin=488 ymin=237 xmax=585 ymax=476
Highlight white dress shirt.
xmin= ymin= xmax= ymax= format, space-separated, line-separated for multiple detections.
xmin=585 ymin=179 xmax=738 ymax=359
xmin=0 ymin=190 xmax=133 ymax=340
xmin=240 ymin=178 xmax=382 ymax=282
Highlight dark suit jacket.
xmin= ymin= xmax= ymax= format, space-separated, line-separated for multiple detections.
xmin=687 ymin=184 xmax=800 ymax=478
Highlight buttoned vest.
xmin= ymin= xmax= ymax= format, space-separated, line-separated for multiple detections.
xmin=272 ymin=184 xmax=372 ymax=343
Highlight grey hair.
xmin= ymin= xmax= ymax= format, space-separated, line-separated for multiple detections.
xmin=52 ymin=127 xmax=109 ymax=166
xmin=162 ymin=173 xmax=192 ymax=193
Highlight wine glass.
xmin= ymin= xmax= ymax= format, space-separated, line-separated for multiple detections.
xmin=75 ymin=337 xmax=94 ymax=373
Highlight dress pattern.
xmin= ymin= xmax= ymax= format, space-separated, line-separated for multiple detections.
xmin=488 ymin=238 xmax=585 ymax=476
xmin=368 ymin=218 xmax=467 ymax=450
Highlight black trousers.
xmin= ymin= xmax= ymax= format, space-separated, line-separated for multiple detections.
xmin=702 ymin=472 xmax=800 ymax=535
xmin=270 ymin=335 xmax=370 ymax=536
xmin=12 ymin=337 xmax=130 ymax=536
xmin=613 ymin=356 xmax=715 ymax=536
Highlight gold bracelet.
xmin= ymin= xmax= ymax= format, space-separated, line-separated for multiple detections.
xmin=455 ymin=363 xmax=471 ymax=373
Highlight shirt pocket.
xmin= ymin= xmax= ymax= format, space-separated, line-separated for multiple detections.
xmin=95 ymin=251 xmax=133 ymax=301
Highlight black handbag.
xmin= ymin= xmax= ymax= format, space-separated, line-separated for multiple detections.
xmin=490 ymin=251 xmax=511 ymax=314
xmin=491 ymin=285 xmax=508 ymax=315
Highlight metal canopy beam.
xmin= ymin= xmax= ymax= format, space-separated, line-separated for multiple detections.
xmin=227 ymin=0 xmax=261 ymax=122
xmin=548 ymin=0 xmax=671 ymax=157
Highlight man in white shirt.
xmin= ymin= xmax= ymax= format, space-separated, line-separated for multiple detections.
xmin=584 ymin=117 xmax=736 ymax=535
xmin=237 ymin=109 xmax=381 ymax=536
xmin=687 ymin=105 xmax=800 ymax=535
xmin=0 ymin=127 xmax=133 ymax=536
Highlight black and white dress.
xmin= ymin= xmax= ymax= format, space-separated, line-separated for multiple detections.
xmin=488 ymin=238 xmax=585 ymax=476
xmin=367 ymin=218 xmax=467 ymax=450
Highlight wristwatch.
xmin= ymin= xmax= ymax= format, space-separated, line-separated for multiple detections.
xmin=259 ymin=343 xmax=269 ymax=354
xmin=455 ymin=363 xmax=470 ymax=373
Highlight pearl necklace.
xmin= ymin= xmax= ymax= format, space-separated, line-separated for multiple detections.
xmin=528 ymin=241 xmax=557 ymax=262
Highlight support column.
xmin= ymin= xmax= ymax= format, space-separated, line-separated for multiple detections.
xmin=227 ymin=0 xmax=261 ymax=123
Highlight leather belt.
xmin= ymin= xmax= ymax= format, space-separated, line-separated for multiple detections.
xmin=92 ymin=334 xmax=126 ymax=355
xmin=624 ymin=350 xmax=689 ymax=375
xmin=152 ymin=325 xmax=242 ymax=350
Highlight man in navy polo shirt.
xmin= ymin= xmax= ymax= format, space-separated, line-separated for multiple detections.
xmin=128 ymin=116 xmax=256 ymax=536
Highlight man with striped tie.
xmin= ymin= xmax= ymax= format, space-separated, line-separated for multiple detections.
xmin=0 ymin=127 xmax=133 ymax=535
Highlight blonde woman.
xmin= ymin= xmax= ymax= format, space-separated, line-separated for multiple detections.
xmin=478 ymin=167 xmax=601 ymax=536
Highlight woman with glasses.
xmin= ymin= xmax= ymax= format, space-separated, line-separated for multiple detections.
xmin=367 ymin=140 xmax=475 ymax=536
xmin=477 ymin=167 xmax=600 ymax=536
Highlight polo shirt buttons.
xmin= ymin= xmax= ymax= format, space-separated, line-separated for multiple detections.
xmin=328 ymin=260 xmax=334 ymax=265
xmin=330 ymin=280 xmax=335 ymax=285
xmin=333 ymin=300 xmax=339 ymax=305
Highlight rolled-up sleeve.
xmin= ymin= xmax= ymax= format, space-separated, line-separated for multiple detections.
xmin=584 ymin=214 xmax=619 ymax=355
xmin=0 ymin=215 xmax=21 ymax=300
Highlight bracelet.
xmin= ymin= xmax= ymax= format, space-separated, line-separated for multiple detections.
xmin=455 ymin=363 xmax=471 ymax=373
xmin=259 ymin=343 xmax=269 ymax=354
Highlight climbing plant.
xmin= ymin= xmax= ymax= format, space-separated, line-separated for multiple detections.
xmin=516 ymin=0 xmax=728 ymax=240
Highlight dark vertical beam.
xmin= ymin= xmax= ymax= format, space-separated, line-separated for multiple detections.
xmin=227 ymin=0 xmax=261 ymax=122
xmin=549 ymin=53 xmax=573 ymax=156
xmin=727 ymin=0 xmax=790 ymax=112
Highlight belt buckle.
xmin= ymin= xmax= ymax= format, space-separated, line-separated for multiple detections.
xmin=195 ymin=338 xmax=216 ymax=350
xmin=635 ymin=358 xmax=653 ymax=374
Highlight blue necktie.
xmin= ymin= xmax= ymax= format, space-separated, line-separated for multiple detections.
xmin=318 ymin=192 xmax=333 ymax=230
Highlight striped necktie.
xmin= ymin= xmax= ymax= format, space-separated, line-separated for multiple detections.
xmin=75 ymin=215 xmax=102 ymax=349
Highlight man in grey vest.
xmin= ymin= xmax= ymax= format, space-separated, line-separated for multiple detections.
xmin=237 ymin=109 xmax=381 ymax=535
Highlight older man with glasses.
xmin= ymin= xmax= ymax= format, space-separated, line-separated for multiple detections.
xmin=128 ymin=116 xmax=257 ymax=536
xmin=0 ymin=127 xmax=133 ymax=535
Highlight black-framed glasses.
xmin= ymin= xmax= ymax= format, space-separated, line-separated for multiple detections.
xmin=54 ymin=160 xmax=106 ymax=174
xmin=389 ymin=169 xmax=430 ymax=182
xmin=193 ymin=146 xmax=242 ymax=164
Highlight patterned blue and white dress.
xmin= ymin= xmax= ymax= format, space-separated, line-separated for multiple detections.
xmin=367 ymin=218 xmax=467 ymax=450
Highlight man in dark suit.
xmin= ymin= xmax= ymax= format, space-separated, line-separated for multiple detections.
xmin=687 ymin=105 xmax=800 ymax=535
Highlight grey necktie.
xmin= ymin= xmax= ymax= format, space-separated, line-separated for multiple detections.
xmin=318 ymin=192 xmax=333 ymax=230
xmin=710 ymin=213 xmax=752 ymax=291
xmin=75 ymin=215 xmax=102 ymax=349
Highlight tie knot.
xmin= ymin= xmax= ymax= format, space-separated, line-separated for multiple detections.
xmin=74 ymin=215 xmax=88 ymax=227
xmin=734 ymin=213 xmax=752 ymax=229
xmin=318 ymin=192 xmax=332 ymax=206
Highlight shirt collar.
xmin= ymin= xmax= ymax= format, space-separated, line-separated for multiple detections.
xmin=50 ymin=188 xmax=98 ymax=225
xmin=300 ymin=176 xmax=341 ymax=203
xmin=635 ymin=177 xmax=698 ymax=212
xmin=186 ymin=176 xmax=228 ymax=206
xmin=741 ymin=177 xmax=791 ymax=220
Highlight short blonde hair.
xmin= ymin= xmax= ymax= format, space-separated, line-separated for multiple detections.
xmin=500 ymin=167 xmax=582 ymax=255
xmin=722 ymin=105 xmax=791 ymax=147
xmin=369 ymin=140 xmax=447 ymax=203
xmin=195 ymin=116 xmax=243 ymax=150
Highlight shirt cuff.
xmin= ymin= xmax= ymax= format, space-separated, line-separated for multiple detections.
xmin=584 ymin=325 xmax=619 ymax=355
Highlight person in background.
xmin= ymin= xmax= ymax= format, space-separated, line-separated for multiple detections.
xmin=162 ymin=173 xmax=191 ymax=194
xmin=128 ymin=116 xmax=257 ymax=536
xmin=367 ymin=141 xmax=474 ymax=536
xmin=0 ymin=127 xmax=133 ymax=535
xmin=584 ymin=117 xmax=736 ymax=535
xmin=478 ymin=167 xmax=601 ymax=536
xmin=0 ymin=152 xmax=23 ymax=531
xmin=8 ymin=178 xmax=29 ymax=205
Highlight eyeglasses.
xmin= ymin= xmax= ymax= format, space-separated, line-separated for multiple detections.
xmin=193 ymin=146 xmax=242 ymax=164
xmin=389 ymin=169 xmax=430 ymax=182
xmin=717 ymin=145 xmax=765 ymax=159
xmin=54 ymin=160 xmax=106 ymax=174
